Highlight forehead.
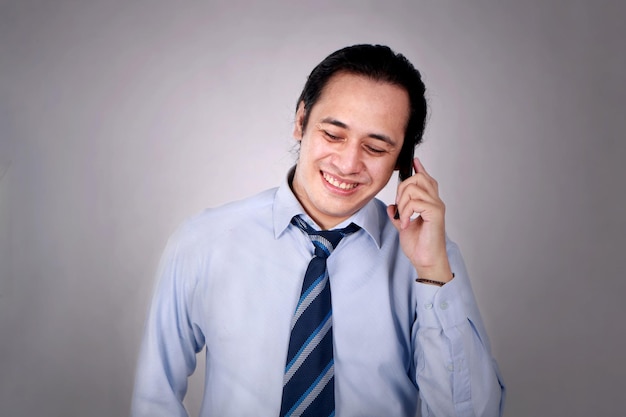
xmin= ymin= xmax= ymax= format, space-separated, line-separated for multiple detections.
xmin=310 ymin=72 xmax=410 ymax=136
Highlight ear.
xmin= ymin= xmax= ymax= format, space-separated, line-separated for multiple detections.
xmin=293 ymin=101 xmax=305 ymax=141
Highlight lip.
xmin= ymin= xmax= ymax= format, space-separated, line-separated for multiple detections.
xmin=321 ymin=171 xmax=361 ymax=194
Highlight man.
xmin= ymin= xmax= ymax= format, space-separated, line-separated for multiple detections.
xmin=131 ymin=44 xmax=505 ymax=416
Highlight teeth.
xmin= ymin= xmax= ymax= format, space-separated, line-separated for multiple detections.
xmin=323 ymin=172 xmax=358 ymax=190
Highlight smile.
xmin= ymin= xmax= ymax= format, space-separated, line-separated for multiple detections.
xmin=322 ymin=172 xmax=359 ymax=190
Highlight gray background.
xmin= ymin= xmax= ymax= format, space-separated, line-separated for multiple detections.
xmin=1 ymin=0 xmax=625 ymax=416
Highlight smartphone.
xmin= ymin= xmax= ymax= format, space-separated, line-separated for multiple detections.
xmin=397 ymin=147 xmax=414 ymax=182
xmin=394 ymin=147 xmax=414 ymax=219
xmin=396 ymin=143 xmax=415 ymax=182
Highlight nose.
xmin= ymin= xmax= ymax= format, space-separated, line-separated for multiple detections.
xmin=333 ymin=141 xmax=363 ymax=175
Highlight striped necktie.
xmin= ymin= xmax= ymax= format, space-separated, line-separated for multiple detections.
xmin=280 ymin=216 xmax=361 ymax=417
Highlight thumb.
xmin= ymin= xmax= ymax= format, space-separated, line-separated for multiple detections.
xmin=386 ymin=204 xmax=403 ymax=231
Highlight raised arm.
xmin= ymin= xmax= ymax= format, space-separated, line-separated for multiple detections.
xmin=388 ymin=157 xmax=505 ymax=416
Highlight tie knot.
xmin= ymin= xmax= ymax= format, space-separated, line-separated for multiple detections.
xmin=291 ymin=216 xmax=360 ymax=259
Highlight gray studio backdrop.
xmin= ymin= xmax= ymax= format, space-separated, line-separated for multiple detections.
xmin=1 ymin=1 xmax=625 ymax=416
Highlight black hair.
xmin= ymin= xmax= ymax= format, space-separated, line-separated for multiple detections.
xmin=296 ymin=44 xmax=427 ymax=167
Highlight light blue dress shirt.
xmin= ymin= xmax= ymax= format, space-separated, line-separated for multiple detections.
xmin=131 ymin=174 xmax=505 ymax=417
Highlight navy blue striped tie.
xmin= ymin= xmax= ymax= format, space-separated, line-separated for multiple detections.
xmin=280 ymin=216 xmax=360 ymax=417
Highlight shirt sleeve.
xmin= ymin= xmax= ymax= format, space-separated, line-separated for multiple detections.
xmin=131 ymin=228 xmax=206 ymax=417
xmin=412 ymin=239 xmax=505 ymax=417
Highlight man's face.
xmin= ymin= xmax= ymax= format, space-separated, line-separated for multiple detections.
xmin=292 ymin=72 xmax=410 ymax=229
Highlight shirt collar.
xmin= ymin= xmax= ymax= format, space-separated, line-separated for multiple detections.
xmin=273 ymin=167 xmax=384 ymax=248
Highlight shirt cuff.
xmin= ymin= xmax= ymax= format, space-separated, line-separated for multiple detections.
xmin=414 ymin=273 xmax=469 ymax=330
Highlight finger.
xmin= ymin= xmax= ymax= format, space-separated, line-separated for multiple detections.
xmin=413 ymin=157 xmax=424 ymax=174
xmin=396 ymin=159 xmax=437 ymax=196
xmin=413 ymin=158 xmax=437 ymax=188
xmin=396 ymin=184 xmax=439 ymax=210
xmin=413 ymin=157 xmax=433 ymax=180
xmin=396 ymin=196 xmax=444 ymax=229
xmin=396 ymin=188 xmax=445 ymax=229
xmin=396 ymin=173 xmax=439 ymax=205
xmin=395 ymin=182 xmax=439 ymax=228
xmin=387 ymin=204 xmax=404 ymax=230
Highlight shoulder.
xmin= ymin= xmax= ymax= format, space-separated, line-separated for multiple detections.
xmin=168 ymin=187 xmax=278 ymax=253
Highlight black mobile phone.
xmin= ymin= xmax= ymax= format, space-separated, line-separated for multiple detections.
xmin=397 ymin=147 xmax=414 ymax=182
xmin=394 ymin=147 xmax=414 ymax=219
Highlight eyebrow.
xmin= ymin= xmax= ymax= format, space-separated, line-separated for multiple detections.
xmin=320 ymin=117 xmax=397 ymax=146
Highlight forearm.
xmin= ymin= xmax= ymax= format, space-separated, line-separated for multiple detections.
xmin=414 ymin=316 xmax=504 ymax=416
xmin=131 ymin=305 xmax=198 ymax=417
xmin=412 ymin=246 xmax=504 ymax=416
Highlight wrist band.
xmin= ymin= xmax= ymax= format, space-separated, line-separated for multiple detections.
xmin=416 ymin=273 xmax=454 ymax=287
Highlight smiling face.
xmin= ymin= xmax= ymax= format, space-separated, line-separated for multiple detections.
xmin=292 ymin=72 xmax=410 ymax=229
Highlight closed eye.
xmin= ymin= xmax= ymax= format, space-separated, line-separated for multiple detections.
xmin=323 ymin=130 xmax=342 ymax=141
xmin=365 ymin=145 xmax=386 ymax=154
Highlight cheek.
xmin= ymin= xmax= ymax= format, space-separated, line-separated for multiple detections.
xmin=370 ymin=160 xmax=398 ymax=184
xmin=302 ymin=138 xmax=331 ymax=162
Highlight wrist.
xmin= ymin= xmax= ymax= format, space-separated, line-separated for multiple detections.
xmin=416 ymin=273 xmax=454 ymax=287
xmin=415 ymin=261 xmax=453 ymax=284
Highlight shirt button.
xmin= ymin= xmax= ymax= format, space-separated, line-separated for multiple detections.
xmin=447 ymin=364 xmax=455 ymax=372
xmin=424 ymin=303 xmax=433 ymax=310
xmin=440 ymin=302 xmax=449 ymax=310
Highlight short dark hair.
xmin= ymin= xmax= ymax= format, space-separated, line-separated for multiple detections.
xmin=296 ymin=44 xmax=428 ymax=166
